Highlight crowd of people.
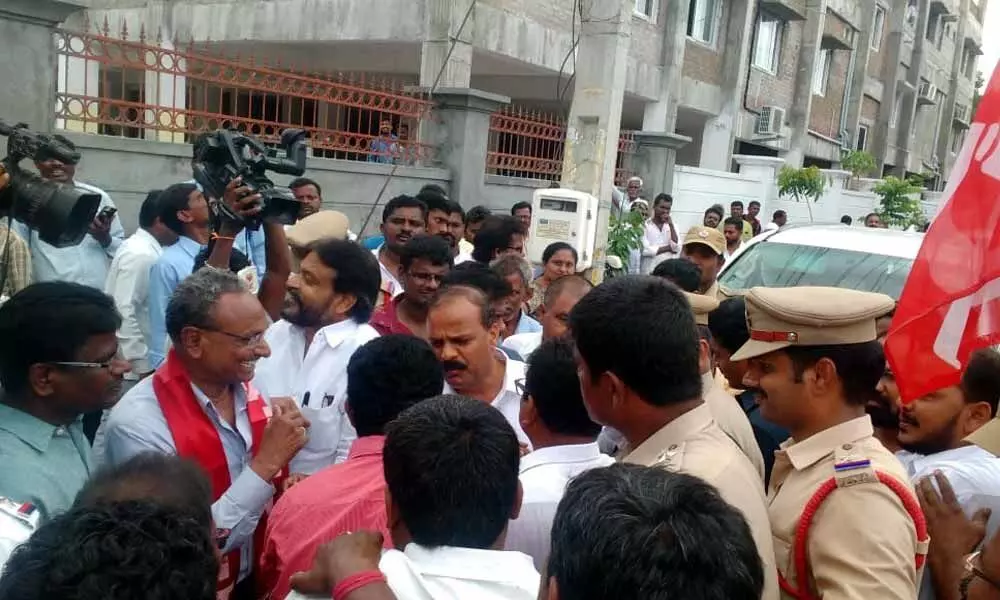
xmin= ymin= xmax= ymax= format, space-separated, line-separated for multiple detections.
xmin=0 ymin=139 xmax=999 ymax=600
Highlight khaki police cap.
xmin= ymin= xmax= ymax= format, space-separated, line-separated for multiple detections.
xmin=967 ymin=418 xmax=1000 ymax=456
xmin=286 ymin=211 xmax=350 ymax=247
xmin=683 ymin=291 xmax=719 ymax=326
xmin=683 ymin=226 xmax=725 ymax=256
xmin=729 ymin=286 xmax=896 ymax=362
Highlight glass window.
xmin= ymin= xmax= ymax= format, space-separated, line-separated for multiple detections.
xmin=719 ymin=241 xmax=914 ymax=299
xmin=857 ymin=125 xmax=869 ymax=151
xmin=872 ymin=6 xmax=886 ymax=51
xmin=635 ymin=0 xmax=657 ymax=19
xmin=812 ymin=50 xmax=832 ymax=96
xmin=687 ymin=0 xmax=720 ymax=45
xmin=753 ymin=17 xmax=782 ymax=73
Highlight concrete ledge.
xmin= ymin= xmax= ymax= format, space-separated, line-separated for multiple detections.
xmin=0 ymin=0 xmax=84 ymax=25
xmin=635 ymin=131 xmax=693 ymax=150
xmin=485 ymin=174 xmax=552 ymax=188
xmin=733 ymin=154 xmax=786 ymax=168
xmin=406 ymin=87 xmax=511 ymax=113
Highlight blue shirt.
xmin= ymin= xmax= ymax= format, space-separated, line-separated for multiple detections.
xmin=184 ymin=179 xmax=267 ymax=276
xmin=101 ymin=376 xmax=273 ymax=582
xmin=367 ymin=135 xmax=398 ymax=164
xmin=362 ymin=235 xmax=385 ymax=250
xmin=513 ymin=312 xmax=542 ymax=335
xmin=13 ymin=181 xmax=124 ymax=289
xmin=0 ymin=403 xmax=93 ymax=522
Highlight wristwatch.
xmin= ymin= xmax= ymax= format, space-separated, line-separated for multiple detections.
xmin=961 ymin=551 xmax=1000 ymax=600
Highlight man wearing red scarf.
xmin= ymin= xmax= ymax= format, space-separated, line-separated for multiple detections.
xmin=101 ymin=268 xmax=309 ymax=599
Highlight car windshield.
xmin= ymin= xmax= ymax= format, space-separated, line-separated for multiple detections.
xmin=719 ymin=241 xmax=913 ymax=298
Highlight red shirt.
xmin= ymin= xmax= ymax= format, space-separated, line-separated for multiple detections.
xmin=258 ymin=436 xmax=392 ymax=599
xmin=370 ymin=295 xmax=413 ymax=336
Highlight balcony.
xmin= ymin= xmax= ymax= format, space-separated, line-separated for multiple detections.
xmin=821 ymin=13 xmax=853 ymax=50
xmin=760 ymin=0 xmax=807 ymax=21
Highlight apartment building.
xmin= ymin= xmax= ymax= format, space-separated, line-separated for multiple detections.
xmin=75 ymin=0 xmax=983 ymax=186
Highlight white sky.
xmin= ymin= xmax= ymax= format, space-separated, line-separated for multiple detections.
xmin=980 ymin=0 xmax=1000 ymax=81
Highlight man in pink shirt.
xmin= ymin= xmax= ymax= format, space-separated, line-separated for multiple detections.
xmin=257 ymin=334 xmax=445 ymax=599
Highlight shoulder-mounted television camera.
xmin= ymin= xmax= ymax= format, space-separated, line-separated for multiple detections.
xmin=0 ymin=120 xmax=101 ymax=247
xmin=192 ymin=128 xmax=308 ymax=230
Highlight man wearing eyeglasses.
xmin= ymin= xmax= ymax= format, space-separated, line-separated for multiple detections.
xmin=101 ymin=268 xmax=310 ymax=600
xmin=0 ymin=282 xmax=129 ymax=522
xmin=370 ymin=234 xmax=453 ymax=339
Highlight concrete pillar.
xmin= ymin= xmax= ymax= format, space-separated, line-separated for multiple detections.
xmin=844 ymin=0 xmax=877 ymax=150
xmin=560 ymin=0 xmax=632 ymax=283
xmin=935 ymin=0 xmax=971 ymax=176
xmin=699 ymin=0 xmax=757 ymax=170
xmin=892 ymin=0 xmax=930 ymax=176
xmin=1 ymin=0 xmax=84 ymax=133
xmin=420 ymin=0 xmax=473 ymax=89
xmin=786 ymin=0 xmax=828 ymax=167
xmin=635 ymin=132 xmax=692 ymax=195
xmin=871 ymin=0 xmax=909 ymax=174
xmin=434 ymin=89 xmax=509 ymax=207
xmin=734 ymin=154 xmax=786 ymax=217
xmin=641 ymin=0 xmax=691 ymax=132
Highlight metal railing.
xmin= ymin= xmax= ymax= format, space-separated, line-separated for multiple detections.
xmin=485 ymin=106 xmax=638 ymax=185
xmin=53 ymin=20 xmax=436 ymax=164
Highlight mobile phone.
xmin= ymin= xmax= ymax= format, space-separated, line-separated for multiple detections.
xmin=98 ymin=206 xmax=117 ymax=221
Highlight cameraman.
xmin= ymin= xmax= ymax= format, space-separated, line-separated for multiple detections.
xmin=13 ymin=136 xmax=124 ymax=289
xmin=0 ymin=167 xmax=31 ymax=299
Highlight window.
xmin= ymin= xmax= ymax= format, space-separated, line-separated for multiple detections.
xmin=871 ymin=6 xmax=886 ymax=51
xmin=856 ymin=125 xmax=869 ymax=151
xmin=952 ymin=128 xmax=966 ymax=153
xmin=925 ymin=14 xmax=938 ymax=42
xmin=812 ymin=49 xmax=832 ymax=96
xmin=752 ymin=17 xmax=782 ymax=72
xmin=687 ymin=0 xmax=720 ymax=45
xmin=890 ymin=90 xmax=903 ymax=128
xmin=634 ymin=0 xmax=657 ymax=20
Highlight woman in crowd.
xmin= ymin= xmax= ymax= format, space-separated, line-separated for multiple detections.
xmin=528 ymin=242 xmax=578 ymax=316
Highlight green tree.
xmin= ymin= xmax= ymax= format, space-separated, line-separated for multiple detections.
xmin=841 ymin=150 xmax=877 ymax=189
xmin=873 ymin=176 xmax=925 ymax=229
xmin=777 ymin=165 xmax=826 ymax=222
xmin=607 ymin=209 xmax=645 ymax=267
xmin=973 ymin=71 xmax=986 ymax=115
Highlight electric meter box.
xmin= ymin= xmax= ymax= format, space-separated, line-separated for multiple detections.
xmin=526 ymin=188 xmax=599 ymax=271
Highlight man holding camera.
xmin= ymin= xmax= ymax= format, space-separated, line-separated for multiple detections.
xmin=13 ymin=136 xmax=123 ymax=290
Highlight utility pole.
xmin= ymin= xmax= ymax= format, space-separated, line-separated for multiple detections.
xmin=559 ymin=0 xmax=633 ymax=284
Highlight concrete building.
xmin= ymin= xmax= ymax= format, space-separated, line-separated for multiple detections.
xmin=71 ymin=0 xmax=985 ymax=190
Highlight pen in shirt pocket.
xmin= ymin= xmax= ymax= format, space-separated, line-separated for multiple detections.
xmin=301 ymin=391 xmax=311 ymax=408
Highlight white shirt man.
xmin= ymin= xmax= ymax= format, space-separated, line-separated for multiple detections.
xmin=443 ymin=352 xmax=529 ymax=449
xmin=641 ymin=219 xmax=679 ymax=274
xmin=253 ymin=319 xmax=379 ymax=474
xmin=105 ymin=227 xmax=165 ymax=379
xmin=501 ymin=331 xmax=541 ymax=360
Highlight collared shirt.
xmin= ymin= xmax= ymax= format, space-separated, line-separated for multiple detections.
xmin=370 ymin=295 xmax=413 ymax=337
xmin=101 ymin=376 xmax=274 ymax=581
xmin=641 ymin=219 xmax=679 ymax=274
xmin=0 ymin=403 xmax=93 ymax=522
xmin=443 ymin=353 xmax=530 ymax=448
xmin=624 ymin=404 xmax=778 ymax=600
xmin=723 ymin=242 xmax=743 ymax=263
xmin=737 ymin=389 xmax=789 ymax=487
xmin=505 ymin=442 xmax=614 ymax=570
xmin=769 ymin=416 xmax=919 ymax=600
xmin=372 ymin=246 xmax=403 ymax=309
xmin=184 ymin=179 xmax=267 ymax=276
xmin=255 ymin=319 xmax=380 ymax=474
xmin=458 ymin=238 xmax=474 ymax=256
xmin=0 ymin=223 xmax=31 ymax=298
xmin=287 ymin=543 xmax=540 ymax=600
xmin=501 ymin=331 xmax=542 ymax=361
xmin=146 ymin=236 xmax=202 ymax=369
xmin=455 ymin=251 xmax=475 ymax=265
xmin=897 ymin=444 xmax=1000 ymax=509
xmin=105 ymin=228 xmax=163 ymax=377
xmin=13 ymin=181 xmax=124 ymax=289
xmin=259 ymin=436 xmax=391 ymax=600
xmin=702 ymin=371 xmax=765 ymax=480
xmin=512 ymin=312 xmax=541 ymax=336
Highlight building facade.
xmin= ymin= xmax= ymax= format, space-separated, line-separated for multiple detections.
xmin=73 ymin=0 xmax=984 ymax=188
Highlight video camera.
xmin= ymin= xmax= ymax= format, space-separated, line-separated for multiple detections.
xmin=192 ymin=128 xmax=308 ymax=230
xmin=0 ymin=120 xmax=101 ymax=247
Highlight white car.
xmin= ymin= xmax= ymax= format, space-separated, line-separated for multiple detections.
xmin=718 ymin=224 xmax=924 ymax=299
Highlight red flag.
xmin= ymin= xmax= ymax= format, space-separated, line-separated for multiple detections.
xmin=885 ymin=66 xmax=1000 ymax=402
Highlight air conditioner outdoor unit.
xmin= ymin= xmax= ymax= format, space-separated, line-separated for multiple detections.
xmin=755 ymin=106 xmax=785 ymax=136
xmin=954 ymin=103 xmax=971 ymax=123
xmin=917 ymin=81 xmax=937 ymax=105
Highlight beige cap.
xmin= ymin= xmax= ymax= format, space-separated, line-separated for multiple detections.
xmin=683 ymin=291 xmax=720 ymax=326
xmin=729 ymin=286 xmax=896 ymax=362
xmin=286 ymin=211 xmax=350 ymax=246
xmin=967 ymin=419 xmax=1000 ymax=456
xmin=683 ymin=226 xmax=725 ymax=255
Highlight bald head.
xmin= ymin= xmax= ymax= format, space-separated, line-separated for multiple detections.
xmin=544 ymin=275 xmax=593 ymax=308
xmin=430 ymin=285 xmax=495 ymax=329
xmin=541 ymin=275 xmax=593 ymax=341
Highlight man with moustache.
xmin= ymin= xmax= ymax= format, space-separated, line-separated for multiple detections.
xmin=370 ymin=235 xmax=453 ymax=338
xmin=420 ymin=189 xmax=466 ymax=261
xmin=872 ymin=309 xmax=903 ymax=452
xmin=427 ymin=285 xmax=530 ymax=448
xmin=373 ymin=195 xmax=427 ymax=309
xmin=253 ymin=239 xmax=382 ymax=475
xmin=102 ymin=268 xmax=310 ymax=598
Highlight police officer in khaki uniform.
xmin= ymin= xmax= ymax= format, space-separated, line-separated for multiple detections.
xmin=569 ymin=276 xmax=778 ymax=599
xmin=681 ymin=226 xmax=727 ymax=299
xmin=686 ymin=291 xmax=766 ymax=479
xmin=734 ymin=286 xmax=926 ymax=600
